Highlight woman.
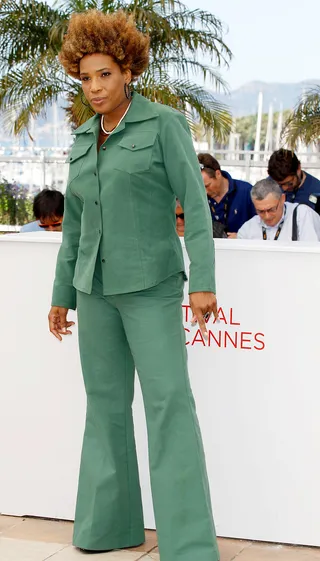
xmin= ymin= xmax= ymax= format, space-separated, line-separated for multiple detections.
xmin=198 ymin=153 xmax=256 ymax=238
xmin=48 ymin=10 xmax=220 ymax=561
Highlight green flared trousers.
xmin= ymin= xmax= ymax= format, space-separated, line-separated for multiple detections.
xmin=73 ymin=268 xmax=220 ymax=561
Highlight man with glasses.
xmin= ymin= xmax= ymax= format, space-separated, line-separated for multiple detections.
xmin=20 ymin=189 xmax=64 ymax=232
xmin=268 ymin=149 xmax=320 ymax=212
xmin=237 ymin=179 xmax=320 ymax=241
xmin=198 ymin=153 xmax=256 ymax=238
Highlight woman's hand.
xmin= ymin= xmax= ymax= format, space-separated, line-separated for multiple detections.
xmin=190 ymin=292 xmax=218 ymax=341
xmin=48 ymin=306 xmax=75 ymax=342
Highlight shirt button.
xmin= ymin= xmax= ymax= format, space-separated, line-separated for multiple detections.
xmin=102 ymin=259 xmax=106 ymax=263
xmin=94 ymin=172 xmax=97 ymax=176
xmin=102 ymin=146 xmax=106 ymax=150
xmin=132 ymin=144 xmax=136 ymax=148
xmin=95 ymin=201 xmax=99 ymax=205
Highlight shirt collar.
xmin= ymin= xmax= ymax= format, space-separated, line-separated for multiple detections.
xmin=221 ymin=171 xmax=235 ymax=193
xmin=73 ymin=92 xmax=159 ymax=137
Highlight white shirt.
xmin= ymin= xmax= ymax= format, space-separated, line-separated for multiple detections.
xmin=237 ymin=202 xmax=320 ymax=241
xmin=20 ymin=221 xmax=41 ymax=232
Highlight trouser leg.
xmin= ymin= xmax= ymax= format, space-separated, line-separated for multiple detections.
xmin=73 ymin=283 xmax=145 ymax=550
xmin=117 ymin=273 xmax=219 ymax=561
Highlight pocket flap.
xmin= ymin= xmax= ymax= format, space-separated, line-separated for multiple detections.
xmin=118 ymin=131 xmax=157 ymax=152
xmin=66 ymin=142 xmax=93 ymax=163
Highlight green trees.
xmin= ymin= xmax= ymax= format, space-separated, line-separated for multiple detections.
xmin=236 ymin=110 xmax=290 ymax=149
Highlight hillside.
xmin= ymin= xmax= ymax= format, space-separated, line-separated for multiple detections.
xmin=214 ymin=80 xmax=320 ymax=117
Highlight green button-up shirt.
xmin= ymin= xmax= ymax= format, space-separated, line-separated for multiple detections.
xmin=52 ymin=92 xmax=215 ymax=310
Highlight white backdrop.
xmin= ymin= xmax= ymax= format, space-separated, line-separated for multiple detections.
xmin=1 ymin=234 xmax=320 ymax=547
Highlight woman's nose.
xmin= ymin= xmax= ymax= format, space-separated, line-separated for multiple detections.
xmin=90 ymin=77 xmax=102 ymax=92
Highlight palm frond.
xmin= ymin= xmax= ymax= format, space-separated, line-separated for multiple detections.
xmin=0 ymin=0 xmax=232 ymax=138
xmin=137 ymin=71 xmax=232 ymax=142
xmin=0 ymin=0 xmax=64 ymax=69
xmin=149 ymin=57 xmax=228 ymax=92
xmin=282 ymin=87 xmax=320 ymax=148
xmin=0 ymin=56 xmax=71 ymax=133
xmin=130 ymin=3 xmax=231 ymax=67
xmin=165 ymin=9 xmax=231 ymax=63
xmin=0 ymin=57 xmax=68 ymax=105
xmin=65 ymin=85 xmax=96 ymax=128
xmin=1 ymin=89 xmax=59 ymax=137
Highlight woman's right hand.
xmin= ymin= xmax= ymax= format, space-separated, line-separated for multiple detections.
xmin=48 ymin=306 xmax=75 ymax=341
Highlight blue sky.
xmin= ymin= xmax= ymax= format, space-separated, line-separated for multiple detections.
xmin=46 ymin=0 xmax=320 ymax=91
xmin=185 ymin=0 xmax=320 ymax=90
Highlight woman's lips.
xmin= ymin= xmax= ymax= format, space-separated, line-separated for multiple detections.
xmin=91 ymin=98 xmax=106 ymax=104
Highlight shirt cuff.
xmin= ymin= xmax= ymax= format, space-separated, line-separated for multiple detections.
xmin=51 ymin=284 xmax=77 ymax=310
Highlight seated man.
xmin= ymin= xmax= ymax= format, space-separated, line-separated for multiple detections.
xmin=175 ymin=199 xmax=227 ymax=239
xmin=198 ymin=153 xmax=256 ymax=237
xmin=268 ymin=149 xmax=320 ymax=211
xmin=20 ymin=189 xmax=64 ymax=232
xmin=238 ymin=178 xmax=320 ymax=241
xmin=175 ymin=200 xmax=185 ymax=237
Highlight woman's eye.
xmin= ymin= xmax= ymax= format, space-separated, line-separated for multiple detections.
xmin=81 ymin=77 xmax=89 ymax=82
xmin=102 ymin=72 xmax=111 ymax=77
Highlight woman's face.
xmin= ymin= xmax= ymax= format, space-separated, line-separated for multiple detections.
xmin=79 ymin=53 xmax=131 ymax=115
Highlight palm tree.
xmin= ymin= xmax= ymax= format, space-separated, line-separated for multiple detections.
xmin=0 ymin=0 xmax=232 ymax=142
xmin=282 ymin=86 xmax=320 ymax=148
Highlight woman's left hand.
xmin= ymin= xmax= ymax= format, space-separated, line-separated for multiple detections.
xmin=190 ymin=292 xmax=219 ymax=340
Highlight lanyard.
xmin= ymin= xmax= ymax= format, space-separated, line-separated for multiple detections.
xmin=262 ymin=207 xmax=286 ymax=240
xmin=262 ymin=221 xmax=284 ymax=240
xmin=210 ymin=195 xmax=229 ymax=227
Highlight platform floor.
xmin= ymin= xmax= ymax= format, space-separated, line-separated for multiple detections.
xmin=1 ymin=516 xmax=320 ymax=560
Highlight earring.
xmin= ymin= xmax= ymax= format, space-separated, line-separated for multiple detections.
xmin=81 ymin=92 xmax=90 ymax=107
xmin=124 ymin=83 xmax=131 ymax=100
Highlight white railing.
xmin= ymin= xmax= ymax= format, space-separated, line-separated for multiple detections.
xmin=0 ymin=150 xmax=320 ymax=192
xmin=0 ymin=225 xmax=20 ymax=232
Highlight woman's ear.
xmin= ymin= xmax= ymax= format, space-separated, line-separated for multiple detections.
xmin=123 ymin=68 xmax=132 ymax=84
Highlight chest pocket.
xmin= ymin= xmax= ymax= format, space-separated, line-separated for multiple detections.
xmin=66 ymin=142 xmax=93 ymax=184
xmin=114 ymin=131 xmax=157 ymax=174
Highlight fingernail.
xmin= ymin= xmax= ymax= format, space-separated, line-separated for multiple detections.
xmin=203 ymin=331 xmax=208 ymax=340
xmin=62 ymin=327 xmax=66 ymax=332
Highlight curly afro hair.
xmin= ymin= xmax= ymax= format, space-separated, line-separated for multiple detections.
xmin=59 ymin=9 xmax=150 ymax=80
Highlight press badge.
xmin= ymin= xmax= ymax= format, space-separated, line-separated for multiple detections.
xmin=309 ymin=194 xmax=317 ymax=204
